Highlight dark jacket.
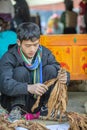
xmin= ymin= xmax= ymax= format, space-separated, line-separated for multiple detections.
xmin=0 ymin=44 xmax=61 ymax=109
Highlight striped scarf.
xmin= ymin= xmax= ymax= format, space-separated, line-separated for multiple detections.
xmin=18 ymin=46 xmax=42 ymax=84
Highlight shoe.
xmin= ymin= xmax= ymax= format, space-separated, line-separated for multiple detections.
xmin=8 ymin=106 xmax=22 ymax=122
xmin=40 ymin=105 xmax=48 ymax=116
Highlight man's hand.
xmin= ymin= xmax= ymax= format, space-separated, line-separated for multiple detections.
xmin=57 ymin=68 xmax=67 ymax=84
xmin=27 ymin=83 xmax=48 ymax=96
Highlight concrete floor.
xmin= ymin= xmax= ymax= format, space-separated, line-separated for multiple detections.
xmin=67 ymin=92 xmax=87 ymax=114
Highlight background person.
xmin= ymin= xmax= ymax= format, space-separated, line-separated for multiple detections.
xmin=60 ymin=0 xmax=77 ymax=34
xmin=0 ymin=17 xmax=17 ymax=58
xmin=46 ymin=13 xmax=64 ymax=34
xmin=13 ymin=0 xmax=31 ymax=29
xmin=78 ymin=0 xmax=87 ymax=33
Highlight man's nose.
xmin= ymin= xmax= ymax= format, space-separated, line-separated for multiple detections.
xmin=30 ymin=45 xmax=35 ymax=51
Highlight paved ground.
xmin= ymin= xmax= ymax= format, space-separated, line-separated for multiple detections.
xmin=67 ymin=92 xmax=87 ymax=114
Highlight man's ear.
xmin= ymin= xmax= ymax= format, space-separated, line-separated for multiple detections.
xmin=17 ymin=39 xmax=21 ymax=46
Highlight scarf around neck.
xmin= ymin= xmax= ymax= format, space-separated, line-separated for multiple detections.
xmin=18 ymin=45 xmax=42 ymax=84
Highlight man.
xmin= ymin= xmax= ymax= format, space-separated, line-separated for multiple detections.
xmin=0 ymin=22 xmax=70 ymax=121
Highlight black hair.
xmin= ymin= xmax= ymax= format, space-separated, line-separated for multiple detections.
xmin=0 ymin=17 xmax=6 ymax=31
xmin=64 ymin=0 xmax=73 ymax=11
xmin=16 ymin=22 xmax=40 ymax=42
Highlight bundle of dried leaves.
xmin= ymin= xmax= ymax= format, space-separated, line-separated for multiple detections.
xmin=0 ymin=115 xmax=49 ymax=130
xmin=46 ymin=81 xmax=67 ymax=121
xmin=66 ymin=112 xmax=87 ymax=130
xmin=9 ymin=120 xmax=49 ymax=130
xmin=32 ymin=68 xmax=68 ymax=121
xmin=31 ymin=77 xmax=58 ymax=112
xmin=0 ymin=114 xmax=15 ymax=130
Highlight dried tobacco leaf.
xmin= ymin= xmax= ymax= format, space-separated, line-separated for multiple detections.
xmin=66 ymin=112 xmax=87 ymax=130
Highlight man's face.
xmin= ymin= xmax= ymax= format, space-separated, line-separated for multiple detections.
xmin=18 ymin=39 xmax=40 ymax=59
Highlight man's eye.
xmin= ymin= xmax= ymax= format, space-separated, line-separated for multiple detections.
xmin=25 ymin=45 xmax=30 ymax=47
xmin=34 ymin=43 xmax=39 ymax=46
xmin=25 ymin=43 xmax=39 ymax=47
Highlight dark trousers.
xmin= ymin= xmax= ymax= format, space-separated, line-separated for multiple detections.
xmin=11 ymin=65 xmax=58 ymax=113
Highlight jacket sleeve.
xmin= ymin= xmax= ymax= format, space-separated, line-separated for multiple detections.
xmin=0 ymin=53 xmax=28 ymax=96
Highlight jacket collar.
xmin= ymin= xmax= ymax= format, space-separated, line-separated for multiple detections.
xmin=8 ymin=44 xmax=24 ymax=65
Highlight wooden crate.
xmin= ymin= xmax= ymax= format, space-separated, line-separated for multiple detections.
xmin=40 ymin=34 xmax=87 ymax=80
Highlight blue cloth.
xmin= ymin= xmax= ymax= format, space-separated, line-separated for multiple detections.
xmin=0 ymin=30 xmax=17 ymax=58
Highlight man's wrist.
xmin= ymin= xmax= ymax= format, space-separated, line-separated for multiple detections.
xmin=27 ymin=85 xmax=31 ymax=93
xmin=27 ymin=84 xmax=34 ymax=94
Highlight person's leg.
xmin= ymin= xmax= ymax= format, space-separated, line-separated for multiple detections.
xmin=12 ymin=67 xmax=41 ymax=114
xmin=11 ymin=66 xmax=30 ymax=109
xmin=8 ymin=66 xmax=31 ymax=121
